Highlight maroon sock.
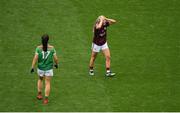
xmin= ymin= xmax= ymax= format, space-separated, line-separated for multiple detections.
xmin=45 ymin=96 xmax=48 ymax=99
xmin=106 ymin=68 xmax=110 ymax=71
xmin=90 ymin=67 xmax=93 ymax=70
xmin=38 ymin=92 xmax=42 ymax=95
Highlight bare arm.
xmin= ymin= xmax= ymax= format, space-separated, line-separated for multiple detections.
xmin=31 ymin=54 xmax=38 ymax=69
xmin=104 ymin=16 xmax=117 ymax=25
xmin=53 ymin=54 xmax=58 ymax=65
xmin=96 ymin=16 xmax=105 ymax=29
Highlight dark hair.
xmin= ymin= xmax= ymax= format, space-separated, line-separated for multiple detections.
xmin=41 ymin=34 xmax=49 ymax=52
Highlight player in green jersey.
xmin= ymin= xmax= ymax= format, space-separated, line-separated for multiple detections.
xmin=31 ymin=34 xmax=58 ymax=104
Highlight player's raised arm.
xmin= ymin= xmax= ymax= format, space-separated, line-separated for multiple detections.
xmin=104 ymin=16 xmax=117 ymax=25
xmin=31 ymin=53 xmax=38 ymax=73
xmin=96 ymin=16 xmax=105 ymax=29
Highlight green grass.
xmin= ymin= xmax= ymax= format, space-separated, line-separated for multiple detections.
xmin=0 ymin=0 xmax=180 ymax=111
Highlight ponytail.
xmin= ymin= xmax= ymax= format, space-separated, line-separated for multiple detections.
xmin=41 ymin=34 xmax=49 ymax=52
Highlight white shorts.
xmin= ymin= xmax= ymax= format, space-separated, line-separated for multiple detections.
xmin=37 ymin=69 xmax=53 ymax=77
xmin=92 ymin=42 xmax=109 ymax=52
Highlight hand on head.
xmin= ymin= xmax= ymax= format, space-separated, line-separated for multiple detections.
xmin=99 ymin=15 xmax=105 ymax=20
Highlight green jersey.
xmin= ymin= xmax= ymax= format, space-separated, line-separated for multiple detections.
xmin=35 ymin=46 xmax=56 ymax=70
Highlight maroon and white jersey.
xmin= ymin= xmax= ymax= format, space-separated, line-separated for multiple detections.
xmin=93 ymin=21 xmax=109 ymax=46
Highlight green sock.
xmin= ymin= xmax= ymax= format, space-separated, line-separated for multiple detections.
xmin=45 ymin=96 xmax=48 ymax=99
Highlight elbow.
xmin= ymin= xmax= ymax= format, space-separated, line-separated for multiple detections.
xmin=110 ymin=20 xmax=116 ymax=25
xmin=112 ymin=20 xmax=117 ymax=23
xmin=113 ymin=19 xmax=117 ymax=23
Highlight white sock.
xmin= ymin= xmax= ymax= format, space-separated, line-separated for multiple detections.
xmin=107 ymin=70 xmax=110 ymax=73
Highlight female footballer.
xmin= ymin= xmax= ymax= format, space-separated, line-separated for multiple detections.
xmin=31 ymin=34 xmax=58 ymax=104
xmin=89 ymin=15 xmax=116 ymax=77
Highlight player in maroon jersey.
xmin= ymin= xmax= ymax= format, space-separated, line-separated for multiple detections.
xmin=89 ymin=15 xmax=116 ymax=77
